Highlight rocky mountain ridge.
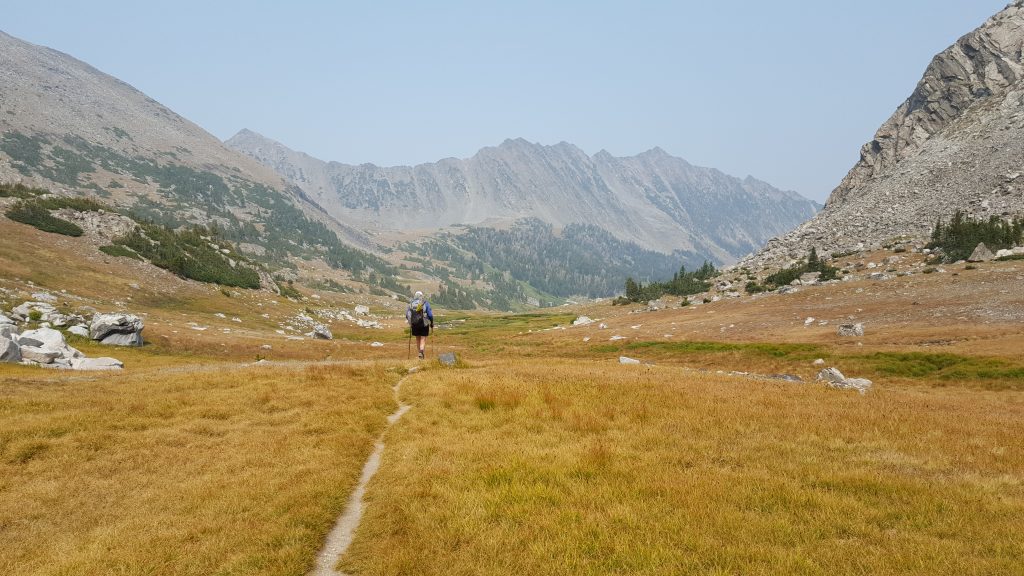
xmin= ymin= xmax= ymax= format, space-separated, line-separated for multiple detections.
xmin=226 ymin=130 xmax=820 ymax=263
xmin=741 ymin=1 xmax=1024 ymax=271
xmin=0 ymin=29 xmax=394 ymax=284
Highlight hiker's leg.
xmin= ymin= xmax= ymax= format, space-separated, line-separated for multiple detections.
xmin=417 ymin=336 xmax=426 ymax=353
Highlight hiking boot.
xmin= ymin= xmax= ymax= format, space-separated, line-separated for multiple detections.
xmin=418 ymin=351 xmax=425 ymax=359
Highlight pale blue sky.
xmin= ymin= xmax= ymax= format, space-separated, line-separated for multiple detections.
xmin=3 ymin=1 xmax=1010 ymax=201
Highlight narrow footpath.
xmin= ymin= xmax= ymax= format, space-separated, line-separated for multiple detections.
xmin=309 ymin=367 xmax=414 ymax=576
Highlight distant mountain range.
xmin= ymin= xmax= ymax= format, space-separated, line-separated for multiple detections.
xmin=0 ymin=25 xmax=823 ymax=305
xmin=227 ymin=130 xmax=819 ymax=263
xmin=742 ymin=0 xmax=1024 ymax=271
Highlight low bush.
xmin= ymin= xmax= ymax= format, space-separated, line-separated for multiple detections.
xmin=99 ymin=244 xmax=142 ymax=260
xmin=5 ymin=201 xmax=83 ymax=236
xmin=114 ymin=224 xmax=261 ymax=289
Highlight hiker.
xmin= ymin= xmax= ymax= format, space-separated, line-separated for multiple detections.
xmin=406 ymin=290 xmax=434 ymax=359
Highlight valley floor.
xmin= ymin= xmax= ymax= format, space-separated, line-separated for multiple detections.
xmin=1 ymin=233 xmax=1023 ymax=575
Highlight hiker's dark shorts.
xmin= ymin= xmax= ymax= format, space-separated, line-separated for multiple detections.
xmin=411 ymin=324 xmax=430 ymax=337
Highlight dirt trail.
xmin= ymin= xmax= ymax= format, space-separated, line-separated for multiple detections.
xmin=309 ymin=367 xmax=414 ymax=576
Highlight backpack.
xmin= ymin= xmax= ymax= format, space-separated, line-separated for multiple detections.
xmin=409 ymin=301 xmax=427 ymax=328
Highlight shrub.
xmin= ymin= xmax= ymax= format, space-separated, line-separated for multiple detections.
xmin=99 ymin=244 xmax=142 ymax=260
xmin=28 ymin=310 xmax=42 ymax=322
xmin=5 ymin=201 xmax=83 ymax=236
xmin=278 ymin=281 xmax=302 ymax=299
xmin=0 ymin=182 xmax=44 ymax=199
xmin=744 ymin=281 xmax=766 ymax=294
xmin=765 ymin=247 xmax=840 ymax=288
xmin=114 ymin=223 xmax=261 ymax=289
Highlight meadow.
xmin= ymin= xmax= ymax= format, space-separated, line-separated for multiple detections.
xmin=343 ymin=361 xmax=1024 ymax=575
xmin=0 ymin=361 xmax=400 ymax=576
xmin=2 ymin=232 xmax=1023 ymax=574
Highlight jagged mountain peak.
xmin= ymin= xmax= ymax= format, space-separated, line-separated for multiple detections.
xmin=227 ymin=132 xmax=818 ymax=262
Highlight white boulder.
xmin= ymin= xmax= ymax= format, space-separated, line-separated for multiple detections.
xmin=91 ymin=313 xmax=144 ymax=347
xmin=70 ymin=357 xmax=124 ymax=371
xmin=20 ymin=346 xmax=61 ymax=364
xmin=0 ymin=336 xmax=21 ymax=363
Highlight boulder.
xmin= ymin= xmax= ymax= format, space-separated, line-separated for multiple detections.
xmin=12 ymin=301 xmax=56 ymax=321
xmin=812 ymin=358 xmax=826 ymax=366
xmin=68 ymin=325 xmax=90 ymax=338
xmin=770 ymin=374 xmax=803 ymax=382
xmin=101 ymin=332 xmax=144 ymax=346
xmin=70 ymin=357 xmax=124 ymax=371
xmin=0 ymin=337 xmax=21 ymax=363
xmin=816 ymin=367 xmax=846 ymax=384
xmin=90 ymin=313 xmax=144 ymax=346
xmin=0 ymin=314 xmax=14 ymax=325
xmin=837 ymin=323 xmax=864 ymax=337
xmin=312 ymin=324 xmax=333 ymax=340
xmin=572 ymin=316 xmax=594 ymax=326
xmin=816 ymin=368 xmax=872 ymax=395
xmin=438 ymin=352 xmax=458 ymax=366
xmin=0 ymin=324 xmax=17 ymax=340
xmin=354 ymin=305 xmax=370 ymax=315
xmin=17 ymin=327 xmax=67 ymax=350
xmin=967 ymin=242 xmax=995 ymax=262
xmin=996 ymin=248 xmax=1014 ymax=258
xmin=619 ymin=356 xmax=641 ymax=365
xmin=843 ymin=378 xmax=874 ymax=394
xmin=647 ymin=300 xmax=665 ymax=311
xmin=799 ymin=272 xmax=821 ymax=284
xmin=19 ymin=346 xmax=61 ymax=364
xmin=31 ymin=292 xmax=58 ymax=303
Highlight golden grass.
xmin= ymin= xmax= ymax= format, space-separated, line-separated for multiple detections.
xmin=344 ymin=361 xmax=1024 ymax=575
xmin=0 ymin=361 xmax=399 ymax=575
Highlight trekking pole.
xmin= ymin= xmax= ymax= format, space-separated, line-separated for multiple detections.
xmin=407 ymin=328 xmax=411 ymax=360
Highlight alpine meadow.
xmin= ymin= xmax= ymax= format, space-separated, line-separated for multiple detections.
xmin=2 ymin=2 xmax=1023 ymax=575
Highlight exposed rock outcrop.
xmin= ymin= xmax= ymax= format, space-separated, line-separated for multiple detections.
xmin=741 ymin=2 xmax=1024 ymax=272
xmin=90 ymin=313 xmax=144 ymax=346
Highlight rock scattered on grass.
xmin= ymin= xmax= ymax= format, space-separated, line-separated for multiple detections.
xmin=816 ymin=367 xmax=872 ymax=394
xmin=837 ymin=323 xmax=865 ymax=337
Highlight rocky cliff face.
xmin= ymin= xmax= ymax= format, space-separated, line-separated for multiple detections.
xmin=227 ymin=130 xmax=819 ymax=263
xmin=742 ymin=1 xmax=1024 ymax=271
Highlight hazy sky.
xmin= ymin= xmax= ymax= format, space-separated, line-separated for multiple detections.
xmin=3 ymin=1 xmax=1010 ymax=201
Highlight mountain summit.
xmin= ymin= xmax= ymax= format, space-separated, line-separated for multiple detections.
xmin=227 ymin=131 xmax=819 ymax=263
xmin=743 ymin=1 xmax=1024 ymax=270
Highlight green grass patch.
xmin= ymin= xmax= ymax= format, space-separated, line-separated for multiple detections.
xmin=996 ymin=253 xmax=1024 ymax=261
xmin=444 ymin=313 xmax=577 ymax=336
xmin=597 ymin=340 xmax=824 ymax=358
xmin=852 ymin=352 xmax=1024 ymax=387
